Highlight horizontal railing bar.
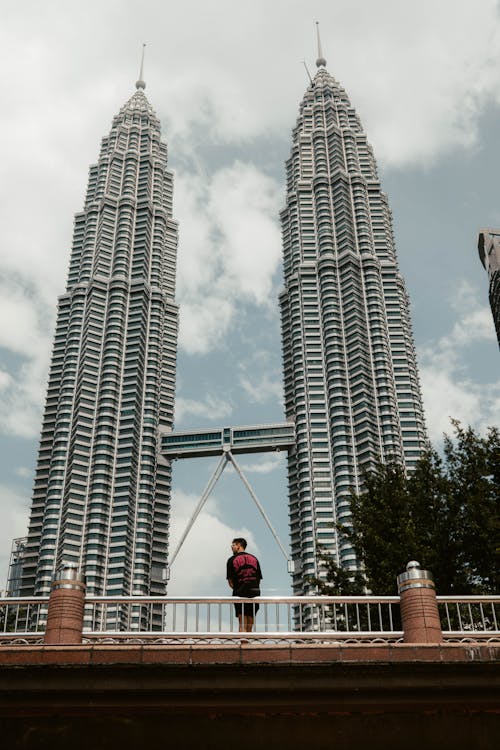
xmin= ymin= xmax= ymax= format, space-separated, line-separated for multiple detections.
xmin=81 ymin=635 xmax=368 ymax=640
xmin=82 ymin=595 xmax=401 ymax=604
xmin=1 ymin=595 xmax=498 ymax=605
xmin=442 ymin=630 xmax=500 ymax=636
xmin=436 ymin=596 xmax=500 ymax=602
xmin=0 ymin=597 xmax=50 ymax=604
xmin=80 ymin=629 xmax=403 ymax=640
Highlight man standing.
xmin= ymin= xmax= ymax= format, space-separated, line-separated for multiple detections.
xmin=226 ymin=538 xmax=262 ymax=633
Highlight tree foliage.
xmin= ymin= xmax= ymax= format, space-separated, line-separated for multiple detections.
xmin=310 ymin=422 xmax=499 ymax=595
xmin=307 ymin=549 xmax=365 ymax=596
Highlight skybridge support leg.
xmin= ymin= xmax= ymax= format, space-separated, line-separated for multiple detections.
xmin=166 ymin=452 xmax=229 ymax=577
xmin=228 ymin=451 xmax=294 ymax=572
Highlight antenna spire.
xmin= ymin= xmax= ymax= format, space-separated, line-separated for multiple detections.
xmin=136 ymin=43 xmax=146 ymax=90
xmin=315 ymin=22 xmax=326 ymax=68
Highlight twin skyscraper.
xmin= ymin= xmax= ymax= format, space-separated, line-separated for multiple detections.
xmin=19 ymin=46 xmax=426 ymax=597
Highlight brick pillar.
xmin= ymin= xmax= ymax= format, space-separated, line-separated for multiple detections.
xmin=397 ymin=560 xmax=442 ymax=644
xmin=44 ymin=563 xmax=86 ymax=645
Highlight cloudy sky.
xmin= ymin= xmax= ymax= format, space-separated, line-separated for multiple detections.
xmin=0 ymin=0 xmax=499 ymax=595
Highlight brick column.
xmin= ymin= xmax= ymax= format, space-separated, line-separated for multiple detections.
xmin=397 ymin=561 xmax=442 ymax=644
xmin=44 ymin=563 xmax=86 ymax=645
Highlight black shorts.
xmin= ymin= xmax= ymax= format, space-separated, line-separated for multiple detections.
xmin=233 ymin=587 xmax=260 ymax=616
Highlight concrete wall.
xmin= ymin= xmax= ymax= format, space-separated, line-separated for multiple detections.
xmin=1 ymin=643 xmax=499 ymax=749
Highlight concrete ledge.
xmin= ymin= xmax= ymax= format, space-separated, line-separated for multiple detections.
xmin=1 ymin=643 xmax=499 ymax=749
xmin=0 ymin=641 xmax=499 ymax=666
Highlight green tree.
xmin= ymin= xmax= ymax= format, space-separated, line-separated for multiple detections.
xmin=441 ymin=421 xmax=499 ymax=592
xmin=312 ymin=422 xmax=499 ymax=595
xmin=308 ymin=546 xmax=365 ymax=596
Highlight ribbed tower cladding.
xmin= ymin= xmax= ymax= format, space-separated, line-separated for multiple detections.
xmin=21 ymin=72 xmax=179 ymax=597
xmin=478 ymin=229 xmax=500 ymax=347
xmin=280 ymin=41 xmax=426 ymax=592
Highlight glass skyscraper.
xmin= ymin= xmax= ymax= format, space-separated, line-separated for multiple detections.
xmin=280 ymin=51 xmax=427 ymax=591
xmin=478 ymin=229 xmax=500 ymax=347
xmin=20 ymin=76 xmax=178 ymax=596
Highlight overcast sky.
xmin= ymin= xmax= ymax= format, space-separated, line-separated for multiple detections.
xmin=0 ymin=0 xmax=498 ymax=595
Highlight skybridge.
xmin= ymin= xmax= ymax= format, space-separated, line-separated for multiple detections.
xmin=160 ymin=422 xmax=296 ymax=460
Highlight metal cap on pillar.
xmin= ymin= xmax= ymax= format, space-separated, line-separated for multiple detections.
xmin=397 ymin=560 xmax=435 ymax=593
xmin=51 ymin=562 xmax=86 ymax=591
xmin=397 ymin=561 xmax=442 ymax=644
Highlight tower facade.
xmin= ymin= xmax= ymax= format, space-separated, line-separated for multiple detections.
xmin=280 ymin=52 xmax=426 ymax=591
xmin=478 ymin=228 xmax=500 ymax=346
xmin=21 ymin=78 xmax=178 ymax=596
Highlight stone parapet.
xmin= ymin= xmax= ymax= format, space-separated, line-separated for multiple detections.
xmin=0 ymin=642 xmax=498 ymax=750
xmin=0 ymin=642 xmax=498 ymax=667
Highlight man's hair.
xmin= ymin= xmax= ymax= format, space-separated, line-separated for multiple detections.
xmin=232 ymin=537 xmax=247 ymax=549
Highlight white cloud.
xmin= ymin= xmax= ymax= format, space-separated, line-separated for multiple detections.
xmin=175 ymin=394 xmax=233 ymax=424
xmin=447 ymin=307 xmax=497 ymax=349
xmin=239 ymin=455 xmax=286 ymax=475
xmin=178 ymin=297 xmax=235 ymax=355
xmin=442 ymin=281 xmax=498 ymax=351
xmin=207 ymin=164 xmax=282 ymax=306
xmin=176 ymin=162 xmax=282 ymax=354
xmin=238 ymin=348 xmax=283 ymax=405
xmin=0 ymin=280 xmax=51 ymax=438
xmin=240 ymin=373 xmax=283 ymax=405
xmin=332 ymin=0 xmax=500 ymax=168
xmin=0 ymin=282 xmax=50 ymax=358
xmin=159 ymin=68 xmax=270 ymax=151
xmin=0 ymin=371 xmax=12 ymax=391
xmin=419 ymin=282 xmax=500 ymax=443
xmin=167 ymin=489 xmax=259 ymax=595
xmin=430 ymin=282 xmax=495 ymax=355
xmin=420 ymin=368 xmax=498 ymax=444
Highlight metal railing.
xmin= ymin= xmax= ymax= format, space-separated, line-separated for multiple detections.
xmin=0 ymin=594 xmax=499 ymax=645
xmin=0 ymin=597 xmax=48 ymax=644
xmin=81 ymin=595 xmax=402 ymax=644
xmin=437 ymin=595 xmax=500 ymax=642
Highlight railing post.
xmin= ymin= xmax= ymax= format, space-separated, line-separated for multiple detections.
xmin=397 ymin=561 xmax=443 ymax=643
xmin=44 ymin=563 xmax=86 ymax=645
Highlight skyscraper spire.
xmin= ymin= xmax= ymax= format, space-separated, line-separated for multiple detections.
xmin=136 ymin=43 xmax=146 ymax=90
xmin=315 ymin=21 xmax=326 ymax=68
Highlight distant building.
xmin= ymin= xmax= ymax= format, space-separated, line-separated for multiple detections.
xmin=280 ymin=37 xmax=427 ymax=590
xmin=478 ymin=229 xmax=500 ymax=347
xmin=6 ymin=537 xmax=26 ymax=596
xmin=20 ymin=70 xmax=179 ymax=596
